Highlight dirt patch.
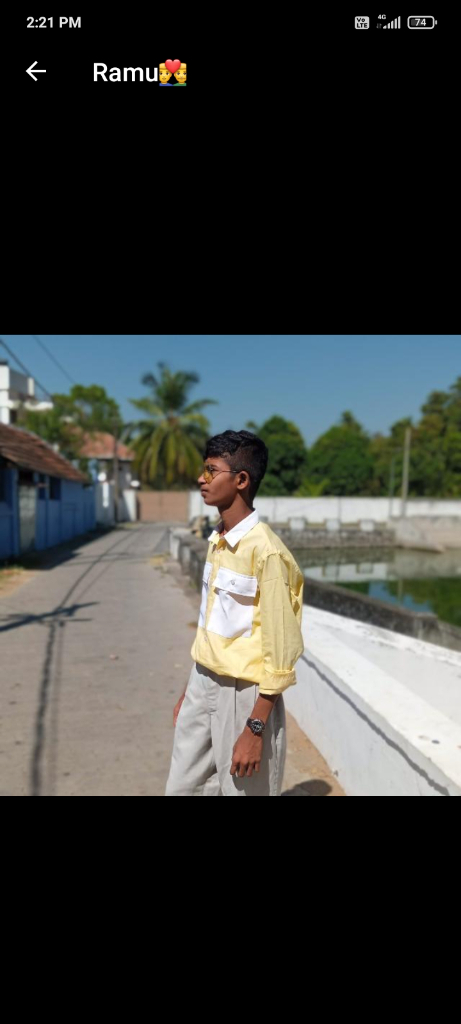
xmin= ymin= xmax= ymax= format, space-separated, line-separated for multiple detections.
xmin=149 ymin=554 xmax=170 ymax=568
xmin=0 ymin=568 xmax=36 ymax=598
xmin=282 ymin=711 xmax=345 ymax=796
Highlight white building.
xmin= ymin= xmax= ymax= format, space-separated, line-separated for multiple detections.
xmin=0 ymin=361 xmax=53 ymax=425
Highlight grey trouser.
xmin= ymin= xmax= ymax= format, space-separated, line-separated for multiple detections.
xmin=165 ymin=661 xmax=286 ymax=796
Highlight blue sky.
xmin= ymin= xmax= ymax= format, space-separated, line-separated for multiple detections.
xmin=1 ymin=335 xmax=459 ymax=446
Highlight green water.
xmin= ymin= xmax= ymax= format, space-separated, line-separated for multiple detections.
xmin=292 ymin=546 xmax=461 ymax=629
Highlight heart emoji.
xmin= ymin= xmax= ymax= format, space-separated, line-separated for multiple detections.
xmin=165 ymin=59 xmax=181 ymax=75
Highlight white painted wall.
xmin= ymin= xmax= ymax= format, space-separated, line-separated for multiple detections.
xmin=285 ymin=606 xmax=461 ymax=796
xmin=95 ymin=482 xmax=138 ymax=525
xmin=188 ymin=492 xmax=461 ymax=524
xmin=119 ymin=489 xmax=137 ymax=522
xmin=96 ymin=481 xmax=115 ymax=525
xmin=0 ymin=364 xmax=36 ymax=424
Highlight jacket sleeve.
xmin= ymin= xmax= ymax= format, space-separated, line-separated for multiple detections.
xmin=257 ymin=551 xmax=304 ymax=695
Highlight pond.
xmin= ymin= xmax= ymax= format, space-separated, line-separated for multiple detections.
xmin=291 ymin=546 xmax=461 ymax=629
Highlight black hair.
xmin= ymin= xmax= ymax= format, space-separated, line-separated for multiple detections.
xmin=204 ymin=430 xmax=268 ymax=503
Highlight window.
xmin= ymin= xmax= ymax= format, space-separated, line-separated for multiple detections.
xmin=18 ymin=470 xmax=34 ymax=485
xmin=49 ymin=477 xmax=61 ymax=500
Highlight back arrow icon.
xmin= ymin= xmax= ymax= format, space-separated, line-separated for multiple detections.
xmin=26 ymin=61 xmax=46 ymax=81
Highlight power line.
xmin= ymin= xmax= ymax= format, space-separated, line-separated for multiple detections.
xmin=0 ymin=337 xmax=53 ymax=401
xmin=31 ymin=335 xmax=77 ymax=387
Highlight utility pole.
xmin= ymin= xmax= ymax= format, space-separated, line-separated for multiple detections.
xmin=400 ymin=426 xmax=411 ymax=517
xmin=388 ymin=454 xmax=396 ymax=520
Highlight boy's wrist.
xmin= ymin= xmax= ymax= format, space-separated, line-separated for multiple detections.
xmin=250 ymin=692 xmax=279 ymax=724
xmin=246 ymin=718 xmax=266 ymax=736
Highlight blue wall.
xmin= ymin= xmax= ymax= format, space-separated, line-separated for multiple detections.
xmin=0 ymin=467 xmax=20 ymax=560
xmin=35 ymin=477 xmax=96 ymax=551
xmin=0 ymin=469 xmax=95 ymax=560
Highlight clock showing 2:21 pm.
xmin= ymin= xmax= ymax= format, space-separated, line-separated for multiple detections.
xmin=27 ymin=16 xmax=82 ymax=28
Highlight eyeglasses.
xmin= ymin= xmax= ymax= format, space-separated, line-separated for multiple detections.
xmin=201 ymin=464 xmax=249 ymax=484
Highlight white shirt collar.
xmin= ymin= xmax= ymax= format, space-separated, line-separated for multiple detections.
xmin=208 ymin=508 xmax=259 ymax=548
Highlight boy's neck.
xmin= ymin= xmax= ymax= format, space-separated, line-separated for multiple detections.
xmin=217 ymin=505 xmax=254 ymax=537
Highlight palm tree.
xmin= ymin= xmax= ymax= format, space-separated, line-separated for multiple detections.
xmin=293 ymin=477 xmax=330 ymax=497
xmin=126 ymin=362 xmax=218 ymax=489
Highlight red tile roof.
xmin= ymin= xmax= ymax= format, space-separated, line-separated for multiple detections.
xmin=0 ymin=423 xmax=89 ymax=482
xmin=71 ymin=429 xmax=136 ymax=461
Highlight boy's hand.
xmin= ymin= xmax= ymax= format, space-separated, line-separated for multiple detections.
xmin=230 ymin=729 xmax=263 ymax=777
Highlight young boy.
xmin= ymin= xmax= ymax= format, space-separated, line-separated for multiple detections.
xmin=165 ymin=429 xmax=305 ymax=796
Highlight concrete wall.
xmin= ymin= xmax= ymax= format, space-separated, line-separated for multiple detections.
xmin=95 ymin=482 xmax=138 ymax=526
xmin=284 ymin=606 xmax=461 ymax=796
xmin=303 ymin=575 xmax=461 ymax=653
xmin=137 ymin=490 xmax=189 ymax=523
xmin=96 ymin=481 xmax=115 ymax=526
xmin=189 ymin=492 xmax=461 ymax=525
xmin=120 ymin=489 xmax=137 ymax=522
xmin=392 ymin=515 xmax=461 ymax=550
xmin=169 ymin=527 xmax=461 ymax=795
xmin=266 ymin=524 xmax=395 ymax=549
xmin=18 ymin=476 xmax=36 ymax=553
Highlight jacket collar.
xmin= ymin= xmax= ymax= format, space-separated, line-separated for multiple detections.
xmin=208 ymin=508 xmax=259 ymax=549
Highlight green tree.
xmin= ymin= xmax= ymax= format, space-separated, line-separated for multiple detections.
xmin=126 ymin=362 xmax=218 ymax=488
xmin=250 ymin=416 xmax=308 ymax=496
xmin=410 ymin=381 xmax=461 ymax=496
xmin=368 ymin=379 xmax=461 ymax=498
xmin=17 ymin=385 xmax=123 ymax=473
xmin=338 ymin=410 xmax=363 ymax=433
xmin=67 ymin=384 xmax=123 ymax=434
xmin=369 ymin=420 xmax=413 ymax=498
xmin=306 ymin=413 xmax=374 ymax=495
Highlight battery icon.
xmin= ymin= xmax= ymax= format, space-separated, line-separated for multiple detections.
xmin=407 ymin=16 xmax=437 ymax=28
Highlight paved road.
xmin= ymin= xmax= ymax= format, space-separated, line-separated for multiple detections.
xmin=0 ymin=524 xmax=344 ymax=796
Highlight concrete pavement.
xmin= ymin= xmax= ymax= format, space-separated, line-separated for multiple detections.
xmin=0 ymin=524 xmax=344 ymax=796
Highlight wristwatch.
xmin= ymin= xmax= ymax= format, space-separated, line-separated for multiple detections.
xmin=246 ymin=717 xmax=266 ymax=736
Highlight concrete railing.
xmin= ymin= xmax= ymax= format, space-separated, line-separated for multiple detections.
xmin=169 ymin=527 xmax=461 ymax=795
xmin=391 ymin=515 xmax=461 ymax=550
xmin=285 ymin=606 xmax=461 ymax=796
xmin=189 ymin=492 xmax=461 ymax=526
xmin=265 ymin=523 xmax=396 ymax=549
xmin=304 ymin=576 xmax=461 ymax=653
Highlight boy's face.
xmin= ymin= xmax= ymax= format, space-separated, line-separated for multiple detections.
xmin=174 ymin=68 xmax=187 ymax=83
xmin=198 ymin=457 xmax=250 ymax=507
xmin=159 ymin=69 xmax=172 ymax=83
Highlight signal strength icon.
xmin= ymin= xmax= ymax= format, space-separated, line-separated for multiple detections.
xmin=383 ymin=16 xmax=401 ymax=28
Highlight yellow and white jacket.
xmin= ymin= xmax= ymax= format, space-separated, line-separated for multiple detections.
xmin=191 ymin=508 xmax=305 ymax=694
